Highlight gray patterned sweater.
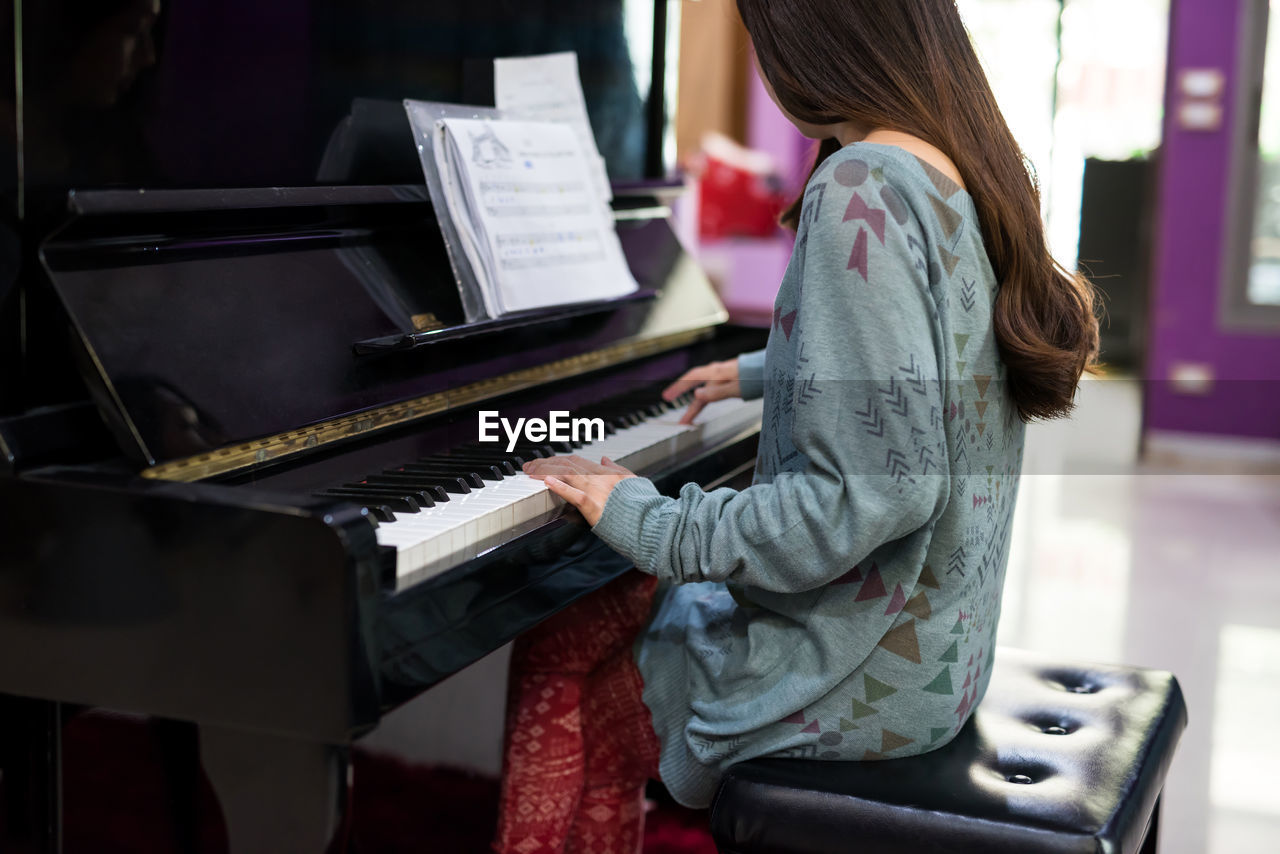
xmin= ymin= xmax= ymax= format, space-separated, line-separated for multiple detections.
xmin=592 ymin=142 xmax=1025 ymax=808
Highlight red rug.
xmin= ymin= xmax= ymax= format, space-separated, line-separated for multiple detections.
xmin=1 ymin=711 xmax=717 ymax=853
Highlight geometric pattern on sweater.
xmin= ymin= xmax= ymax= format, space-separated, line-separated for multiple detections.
xmin=598 ymin=141 xmax=1026 ymax=808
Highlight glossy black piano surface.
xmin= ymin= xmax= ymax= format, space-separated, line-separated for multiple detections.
xmin=2 ymin=180 xmax=765 ymax=734
xmin=0 ymin=2 xmax=768 ymax=849
xmin=0 ymin=183 xmax=766 ymax=849
xmin=41 ymin=185 xmax=731 ymax=471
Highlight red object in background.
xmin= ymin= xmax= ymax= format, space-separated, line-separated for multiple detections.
xmin=696 ymin=133 xmax=789 ymax=240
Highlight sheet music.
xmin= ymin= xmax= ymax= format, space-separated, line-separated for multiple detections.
xmin=494 ymin=51 xmax=612 ymax=204
xmin=433 ymin=117 xmax=637 ymax=315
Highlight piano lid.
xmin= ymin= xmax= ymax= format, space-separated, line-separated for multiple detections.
xmin=40 ymin=185 xmax=727 ymax=478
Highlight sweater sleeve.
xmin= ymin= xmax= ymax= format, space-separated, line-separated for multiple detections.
xmin=593 ymin=166 xmax=950 ymax=592
xmin=737 ymin=349 xmax=766 ymax=401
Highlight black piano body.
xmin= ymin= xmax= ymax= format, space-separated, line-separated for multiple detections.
xmin=0 ymin=181 xmax=767 ymax=849
xmin=0 ymin=2 xmax=773 ymax=846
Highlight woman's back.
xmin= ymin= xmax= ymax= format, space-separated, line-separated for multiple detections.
xmin=495 ymin=3 xmax=1096 ymax=847
xmin=623 ymin=141 xmax=1025 ymax=807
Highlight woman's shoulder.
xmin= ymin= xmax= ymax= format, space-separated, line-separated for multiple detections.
xmin=814 ymin=139 xmax=917 ymax=181
xmin=800 ymin=142 xmax=928 ymax=231
xmin=804 ymin=140 xmax=976 ymax=238
xmin=815 ymin=140 xmax=968 ymax=199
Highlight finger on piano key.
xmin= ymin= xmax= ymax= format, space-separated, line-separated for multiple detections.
xmin=367 ymin=395 xmax=762 ymax=590
xmin=380 ymin=477 xmax=560 ymax=577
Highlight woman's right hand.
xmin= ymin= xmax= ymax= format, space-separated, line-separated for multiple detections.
xmin=662 ymin=359 xmax=741 ymax=425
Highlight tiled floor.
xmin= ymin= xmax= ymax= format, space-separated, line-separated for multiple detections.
xmin=1000 ymin=377 xmax=1280 ymax=853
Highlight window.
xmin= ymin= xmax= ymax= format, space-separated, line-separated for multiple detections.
xmin=1224 ymin=0 xmax=1280 ymax=327
xmin=957 ymin=0 xmax=1168 ymax=270
xmin=1247 ymin=1 xmax=1280 ymax=307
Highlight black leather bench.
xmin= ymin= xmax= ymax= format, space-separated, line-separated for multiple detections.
xmin=709 ymin=647 xmax=1187 ymax=854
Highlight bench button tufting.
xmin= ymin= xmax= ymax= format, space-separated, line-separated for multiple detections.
xmin=709 ymin=652 xmax=1186 ymax=854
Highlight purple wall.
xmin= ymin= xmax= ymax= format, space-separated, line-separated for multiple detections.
xmin=746 ymin=65 xmax=811 ymax=195
xmin=708 ymin=62 xmax=808 ymax=325
xmin=1145 ymin=0 xmax=1280 ymax=440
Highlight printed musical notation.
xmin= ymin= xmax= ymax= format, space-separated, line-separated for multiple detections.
xmin=479 ymin=180 xmax=593 ymax=219
xmin=495 ymin=230 xmax=606 ymax=270
xmin=429 ymin=116 xmax=637 ymax=315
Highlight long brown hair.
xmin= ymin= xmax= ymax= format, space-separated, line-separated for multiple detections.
xmin=737 ymin=0 xmax=1099 ymax=421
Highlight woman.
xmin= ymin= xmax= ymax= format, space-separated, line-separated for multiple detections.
xmin=494 ymin=1 xmax=1100 ymax=851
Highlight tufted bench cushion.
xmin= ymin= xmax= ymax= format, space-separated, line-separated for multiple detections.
xmin=709 ymin=647 xmax=1187 ymax=854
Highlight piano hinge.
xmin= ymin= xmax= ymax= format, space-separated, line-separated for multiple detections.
xmin=140 ymin=327 xmax=714 ymax=483
xmin=410 ymin=312 xmax=446 ymax=332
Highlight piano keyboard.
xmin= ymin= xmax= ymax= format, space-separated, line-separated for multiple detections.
xmin=317 ymin=393 xmax=763 ymax=591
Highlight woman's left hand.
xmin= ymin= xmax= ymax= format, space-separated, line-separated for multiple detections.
xmin=522 ymin=455 xmax=637 ymax=526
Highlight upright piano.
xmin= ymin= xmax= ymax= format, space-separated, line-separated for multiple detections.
xmin=0 ymin=179 xmax=764 ymax=851
xmin=0 ymin=1 xmax=768 ymax=849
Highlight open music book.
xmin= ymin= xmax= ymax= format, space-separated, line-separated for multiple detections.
xmin=409 ymin=104 xmax=639 ymax=320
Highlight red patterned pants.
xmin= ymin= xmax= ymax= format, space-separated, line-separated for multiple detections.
xmin=492 ymin=571 xmax=661 ymax=854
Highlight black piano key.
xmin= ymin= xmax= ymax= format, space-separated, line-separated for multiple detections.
xmin=363 ymin=475 xmax=449 ymax=503
xmin=342 ymin=484 xmax=436 ymax=508
xmin=636 ymin=393 xmax=675 ymax=412
xmin=382 ymin=469 xmax=472 ymax=494
xmin=459 ymin=440 xmax=566 ymax=459
xmin=370 ymin=505 xmax=397 ymax=523
xmin=322 ymin=488 xmax=422 ymax=512
xmin=471 ymin=445 xmax=550 ymax=458
xmin=602 ymin=406 xmax=644 ymax=422
xmin=455 ymin=440 xmax=520 ymax=457
xmin=593 ymin=406 xmax=645 ymax=424
xmin=567 ymin=414 xmax=617 ymax=436
xmin=613 ymin=389 xmax=667 ymax=405
xmin=419 ymin=455 xmax=511 ymax=478
xmin=396 ymin=464 xmax=485 ymax=489
xmin=575 ymin=410 xmax=629 ymax=431
xmin=633 ymin=402 xmax=665 ymax=418
xmin=499 ymin=442 xmax=571 ymax=458
xmin=429 ymin=452 xmax=518 ymax=473
xmin=319 ymin=489 xmax=421 ymax=513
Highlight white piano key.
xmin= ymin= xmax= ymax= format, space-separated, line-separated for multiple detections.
xmin=379 ymin=397 xmax=762 ymax=590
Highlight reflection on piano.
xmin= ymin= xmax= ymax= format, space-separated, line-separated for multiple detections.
xmin=0 ymin=1 xmax=765 ymax=846
xmin=0 ymin=181 xmax=766 ymax=850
